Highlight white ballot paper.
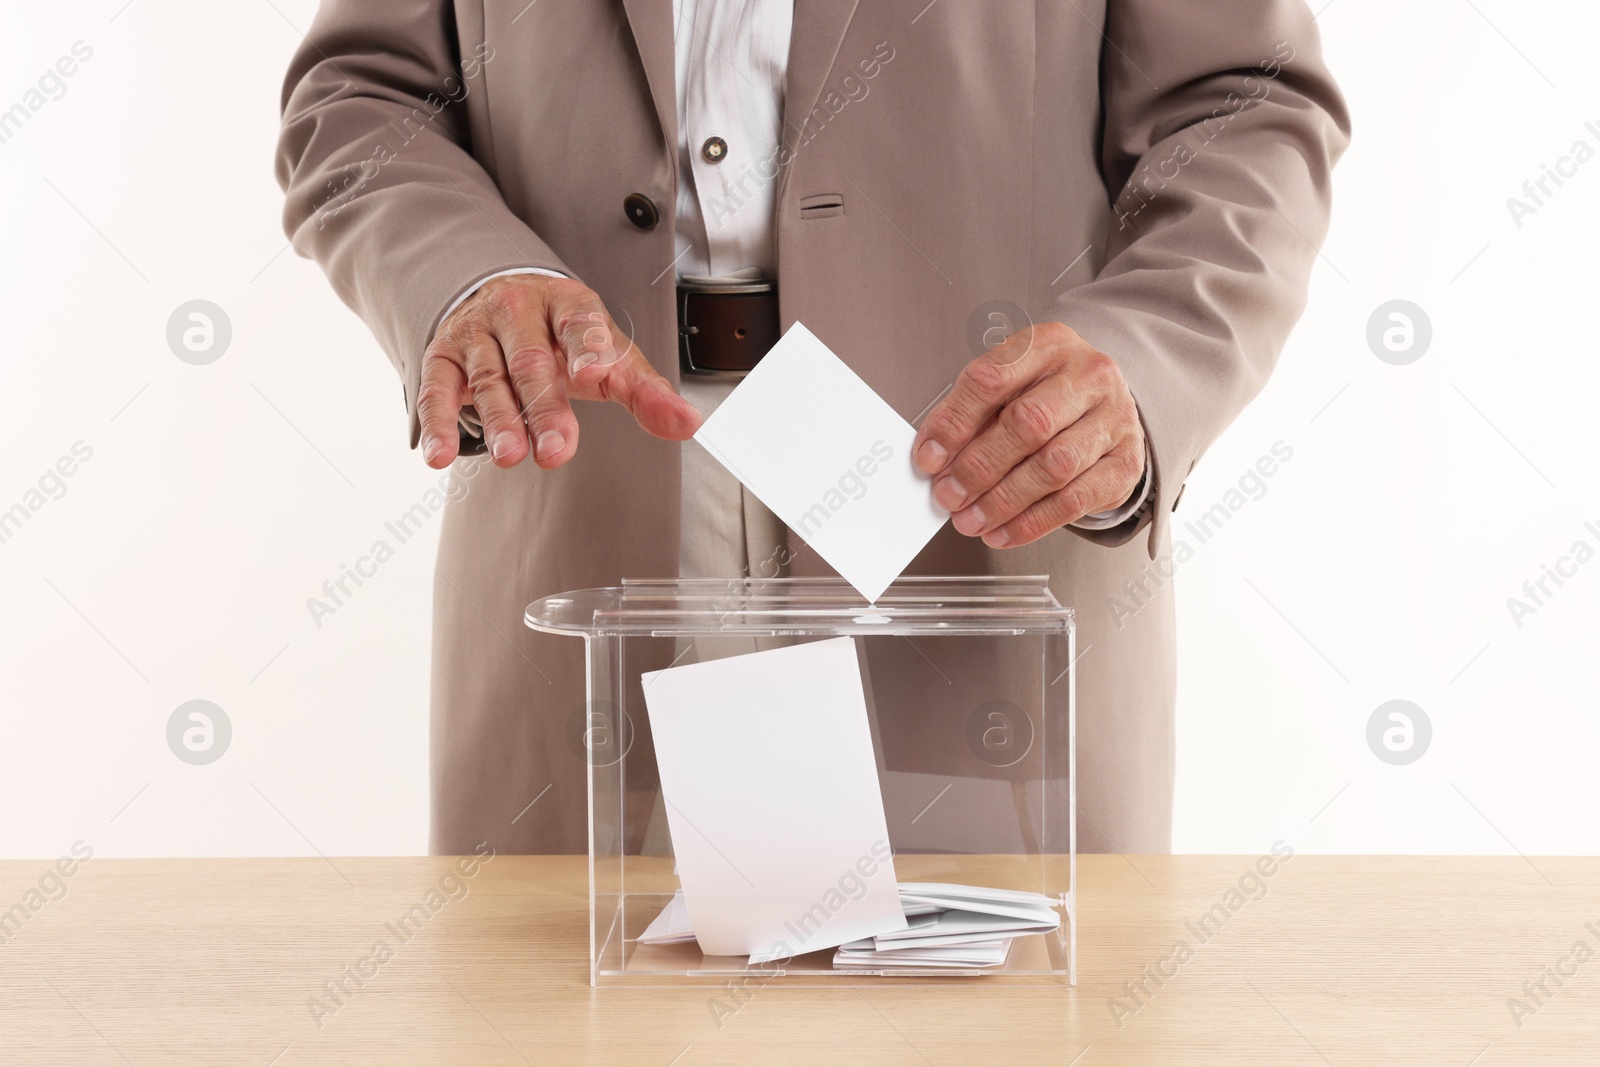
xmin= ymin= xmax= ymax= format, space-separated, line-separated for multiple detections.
xmin=639 ymin=877 xmax=1060 ymax=971
xmin=635 ymin=890 xmax=697 ymax=946
xmin=693 ymin=322 xmax=949 ymax=603
xmin=640 ymin=637 xmax=908 ymax=958
xmin=873 ymin=907 xmax=1058 ymax=945
xmin=834 ymin=940 xmax=1013 ymax=969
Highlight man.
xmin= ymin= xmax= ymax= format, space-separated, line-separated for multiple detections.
xmin=277 ymin=0 xmax=1348 ymax=856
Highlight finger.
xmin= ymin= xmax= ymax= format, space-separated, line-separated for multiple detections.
xmin=576 ymin=343 xmax=702 ymax=441
xmin=532 ymin=282 xmax=698 ymax=439
xmin=417 ymin=341 xmax=468 ymax=469
xmin=913 ymin=329 xmax=1045 ymax=475
xmin=484 ymin=290 xmax=579 ymax=468
xmin=544 ymin=285 xmax=701 ymax=438
xmin=542 ymin=281 xmax=625 ymax=373
xmin=949 ymin=407 xmax=1120 ymax=536
xmin=933 ymin=371 xmax=1096 ymax=514
xmin=979 ymin=442 xmax=1146 ymax=549
xmin=459 ymin=324 xmax=530 ymax=466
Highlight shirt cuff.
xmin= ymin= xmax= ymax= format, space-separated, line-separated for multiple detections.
xmin=1068 ymin=450 xmax=1153 ymax=531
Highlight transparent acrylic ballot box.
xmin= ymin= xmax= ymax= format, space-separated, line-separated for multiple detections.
xmin=525 ymin=576 xmax=1075 ymax=986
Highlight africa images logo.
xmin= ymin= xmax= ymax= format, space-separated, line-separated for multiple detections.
xmin=794 ymin=440 xmax=895 ymax=538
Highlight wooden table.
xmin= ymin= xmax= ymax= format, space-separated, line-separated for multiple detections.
xmin=2 ymin=854 xmax=1595 ymax=1064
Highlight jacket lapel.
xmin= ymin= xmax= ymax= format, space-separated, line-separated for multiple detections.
xmin=620 ymin=0 xmax=678 ymax=150
xmin=780 ymin=0 xmax=862 ymax=157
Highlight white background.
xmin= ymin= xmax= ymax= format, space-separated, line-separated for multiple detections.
xmin=1 ymin=0 xmax=1594 ymax=860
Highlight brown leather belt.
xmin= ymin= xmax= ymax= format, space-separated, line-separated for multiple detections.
xmin=678 ymin=280 xmax=780 ymax=376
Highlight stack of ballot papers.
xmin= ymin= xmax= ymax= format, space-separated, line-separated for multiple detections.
xmin=637 ymin=881 xmax=1061 ymax=973
xmin=832 ymin=882 xmax=1061 ymax=971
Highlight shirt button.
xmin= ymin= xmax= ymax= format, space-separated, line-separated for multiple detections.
xmin=701 ymin=136 xmax=728 ymax=164
xmin=623 ymin=193 xmax=659 ymax=230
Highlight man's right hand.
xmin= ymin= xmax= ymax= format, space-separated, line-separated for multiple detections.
xmin=419 ymin=273 xmax=702 ymax=469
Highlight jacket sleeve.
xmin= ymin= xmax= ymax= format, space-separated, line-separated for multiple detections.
xmin=1045 ymin=0 xmax=1351 ymax=555
xmin=275 ymin=0 xmax=572 ymax=449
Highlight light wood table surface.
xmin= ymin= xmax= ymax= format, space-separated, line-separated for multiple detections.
xmin=1 ymin=854 xmax=1596 ymax=1065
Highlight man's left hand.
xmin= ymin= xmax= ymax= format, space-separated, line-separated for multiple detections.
xmin=912 ymin=321 xmax=1147 ymax=548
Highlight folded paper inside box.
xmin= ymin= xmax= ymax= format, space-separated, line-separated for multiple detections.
xmin=637 ymin=882 xmax=1060 ymax=973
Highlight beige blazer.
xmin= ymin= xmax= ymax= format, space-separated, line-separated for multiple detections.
xmin=277 ymin=0 xmax=1349 ymax=855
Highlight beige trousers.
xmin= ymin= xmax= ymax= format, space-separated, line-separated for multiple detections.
xmin=677 ymin=376 xmax=787 ymax=581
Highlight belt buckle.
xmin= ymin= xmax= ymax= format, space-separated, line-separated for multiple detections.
xmin=678 ymin=280 xmax=777 ymax=378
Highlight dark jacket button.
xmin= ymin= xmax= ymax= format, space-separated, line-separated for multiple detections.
xmin=624 ymin=193 xmax=660 ymax=230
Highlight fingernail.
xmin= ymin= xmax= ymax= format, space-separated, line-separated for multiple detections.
xmin=935 ymin=476 xmax=968 ymax=510
xmin=984 ymin=527 xmax=1011 ymax=548
xmin=952 ymin=503 xmax=985 ymax=535
xmin=422 ymin=436 xmax=444 ymax=465
xmin=917 ymin=439 xmax=948 ymax=471
xmin=570 ymin=352 xmax=597 ymax=374
xmin=535 ymin=430 xmax=566 ymax=461
xmin=490 ymin=432 xmax=518 ymax=460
